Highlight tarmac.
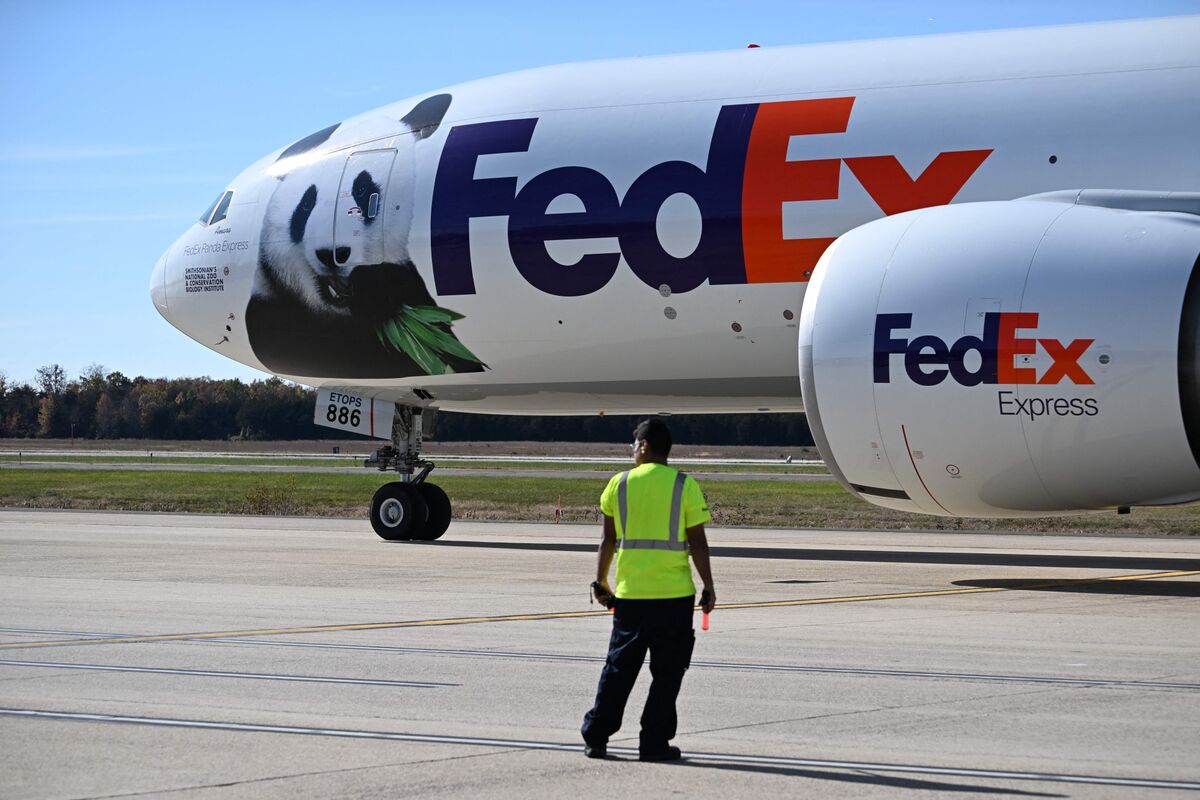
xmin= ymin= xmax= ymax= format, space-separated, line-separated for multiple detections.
xmin=2 ymin=509 xmax=1199 ymax=798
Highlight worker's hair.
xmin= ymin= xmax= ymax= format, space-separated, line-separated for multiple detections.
xmin=634 ymin=418 xmax=672 ymax=457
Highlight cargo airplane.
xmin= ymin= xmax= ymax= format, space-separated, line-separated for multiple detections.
xmin=151 ymin=17 xmax=1200 ymax=540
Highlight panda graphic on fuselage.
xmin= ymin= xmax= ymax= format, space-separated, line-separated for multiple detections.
xmin=245 ymin=94 xmax=485 ymax=379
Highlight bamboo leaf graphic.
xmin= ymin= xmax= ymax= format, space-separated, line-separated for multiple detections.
xmin=393 ymin=319 xmax=448 ymax=375
xmin=375 ymin=306 xmax=486 ymax=375
xmin=406 ymin=305 xmax=465 ymax=324
xmin=403 ymin=317 xmax=487 ymax=366
xmin=376 ymin=318 xmax=442 ymax=375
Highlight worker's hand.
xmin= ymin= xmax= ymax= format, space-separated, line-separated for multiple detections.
xmin=592 ymin=581 xmax=615 ymax=609
xmin=700 ymin=586 xmax=716 ymax=614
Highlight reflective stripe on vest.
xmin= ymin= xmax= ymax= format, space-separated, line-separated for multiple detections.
xmin=616 ymin=470 xmax=689 ymax=552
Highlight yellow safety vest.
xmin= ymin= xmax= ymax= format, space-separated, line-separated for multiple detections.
xmin=609 ymin=464 xmax=696 ymax=599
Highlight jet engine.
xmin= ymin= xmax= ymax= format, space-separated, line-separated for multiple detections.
xmin=798 ymin=195 xmax=1200 ymax=517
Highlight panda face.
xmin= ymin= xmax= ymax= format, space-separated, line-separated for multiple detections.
xmin=255 ymin=94 xmax=452 ymax=318
xmin=336 ymin=167 xmax=390 ymax=269
xmin=260 ymin=156 xmax=369 ymax=315
xmin=245 ymin=94 xmax=492 ymax=378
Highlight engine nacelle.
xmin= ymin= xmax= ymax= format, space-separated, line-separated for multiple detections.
xmin=799 ymin=199 xmax=1200 ymax=517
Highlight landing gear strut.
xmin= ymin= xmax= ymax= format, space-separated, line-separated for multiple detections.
xmin=366 ymin=405 xmax=451 ymax=541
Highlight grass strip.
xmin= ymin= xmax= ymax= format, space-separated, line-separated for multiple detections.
xmin=0 ymin=454 xmax=825 ymax=474
xmin=2 ymin=467 xmax=1199 ymax=534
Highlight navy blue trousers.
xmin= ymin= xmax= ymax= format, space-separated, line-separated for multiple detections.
xmin=581 ymin=595 xmax=696 ymax=751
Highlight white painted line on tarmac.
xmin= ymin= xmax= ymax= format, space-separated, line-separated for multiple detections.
xmin=1 ymin=708 xmax=1197 ymax=791
xmin=2 ymin=628 xmax=1196 ymax=691
xmin=0 ymin=627 xmax=124 ymax=638
xmin=218 ymin=640 xmax=1200 ymax=690
xmin=0 ymin=660 xmax=454 ymax=688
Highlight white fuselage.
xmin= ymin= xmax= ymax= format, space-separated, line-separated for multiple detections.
xmin=152 ymin=17 xmax=1200 ymax=415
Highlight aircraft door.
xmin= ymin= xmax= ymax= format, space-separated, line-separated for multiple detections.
xmin=333 ymin=149 xmax=397 ymax=269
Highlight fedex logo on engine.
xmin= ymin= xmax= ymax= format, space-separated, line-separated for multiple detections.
xmin=430 ymin=97 xmax=991 ymax=297
xmin=874 ymin=312 xmax=1095 ymax=386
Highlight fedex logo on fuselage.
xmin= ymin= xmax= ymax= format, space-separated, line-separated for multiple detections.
xmin=430 ymin=98 xmax=992 ymax=297
xmin=874 ymin=312 xmax=1096 ymax=386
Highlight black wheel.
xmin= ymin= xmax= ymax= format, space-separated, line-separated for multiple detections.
xmin=415 ymin=482 xmax=452 ymax=541
xmin=370 ymin=482 xmax=428 ymax=541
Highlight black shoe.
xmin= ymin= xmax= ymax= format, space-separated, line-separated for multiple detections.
xmin=638 ymin=745 xmax=681 ymax=762
xmin=584 ymin=743 xmax=607 ymax=759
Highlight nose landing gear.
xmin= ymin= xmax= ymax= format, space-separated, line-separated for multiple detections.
xmin=366 ymin=405 xmax=451 ymax=541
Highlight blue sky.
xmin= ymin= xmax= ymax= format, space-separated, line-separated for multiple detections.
xmin=1 ymin=0 xmax=1196 ymax=386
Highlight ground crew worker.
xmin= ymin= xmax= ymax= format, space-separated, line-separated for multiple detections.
xmin=581 ymin=418 xmax=716 ymax=761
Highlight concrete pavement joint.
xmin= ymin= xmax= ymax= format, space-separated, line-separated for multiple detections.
xmin=684 ymin=683 xmax=1066 ymax=738
xmin=4 ymin=628 xmax=1195 ymax=690
xmin=70 ymin=748 xmax=520 ymax=800
xmin=1 ymin=570 xmax=1194 ymax=651
xmin=2 ymin=632 xmax=1195 ymax=690
xmin=2 ymin=708 xmax=1196 ymax=791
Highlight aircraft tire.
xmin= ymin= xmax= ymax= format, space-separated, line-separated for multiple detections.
xmin=415 ymin=482 xmax=452 ymax=541
xmin=370 ymin=482 xmax=427 ymax=541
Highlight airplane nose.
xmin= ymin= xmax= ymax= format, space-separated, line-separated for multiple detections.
xmin=150 ymin=248 xmax=170 ymax=317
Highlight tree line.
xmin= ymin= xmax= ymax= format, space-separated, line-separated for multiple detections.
xmin=1 ymin=364 xmax=814 ymax=446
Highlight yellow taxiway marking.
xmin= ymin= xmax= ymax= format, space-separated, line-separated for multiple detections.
xmin=1 ymin=570 xmax=1195 ymax=651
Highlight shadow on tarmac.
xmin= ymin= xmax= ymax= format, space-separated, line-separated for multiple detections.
xmin=427 ymin=539 xmax=1200 ymax=571
xmin=642 ymin=760 xmax=1065 ymax=797
xmin=953 ymin=578 xmax=1200 ymax=597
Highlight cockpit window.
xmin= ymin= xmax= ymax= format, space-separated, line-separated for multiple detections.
xmin=199 ymin=190 xmax=234 ymax=226
xmin=210 ymin=191 xmax=234 ymax=225
xmin=200 ymin=192 xmax=223 ymax=225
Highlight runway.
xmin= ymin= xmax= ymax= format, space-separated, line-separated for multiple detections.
xmin=2 ymin=510 xmax=1198 ymax=798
